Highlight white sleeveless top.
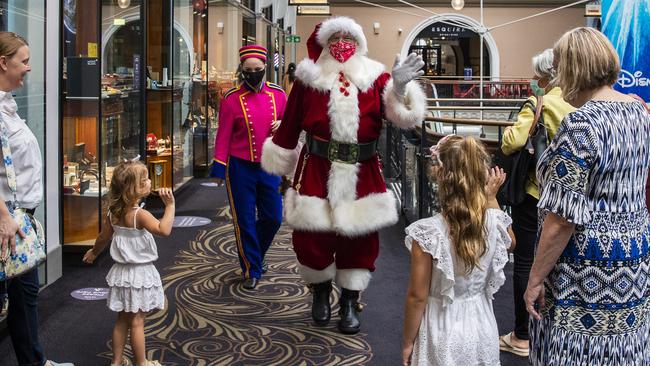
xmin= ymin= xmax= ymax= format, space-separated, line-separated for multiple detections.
xmin=109 ymin=207 xmax=158 ymax=264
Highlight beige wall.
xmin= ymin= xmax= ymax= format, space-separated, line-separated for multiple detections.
xmin=296 ymin=7 xmax=584 ymax=78
xmin=209 ymin=4 xmax=244 ymax=74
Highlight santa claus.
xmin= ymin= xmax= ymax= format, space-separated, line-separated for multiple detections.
xmin=261 ymin=16 xmax=425 ymax=334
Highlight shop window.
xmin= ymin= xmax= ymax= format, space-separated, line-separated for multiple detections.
xmin=408 ymin=22 xmax=490 ymax=79
xmin=241 ymin=0 xmax=256 ymax=12
xmin=1 ymin=0 xmax=46 ymax=281
xmin=60 ymin=0 xmax=219 ymax=248
xmin=62 ymin=0 xmax=103 ymax=246
xmin=242 ymin=16 xmax=255 ymax=45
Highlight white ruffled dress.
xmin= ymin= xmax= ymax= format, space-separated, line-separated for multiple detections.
xmin=405 ymin=209 xmax=512 ymax=366
xmin=106 ymin=208 xmax=165 ymax=313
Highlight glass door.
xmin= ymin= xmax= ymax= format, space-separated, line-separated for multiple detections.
xmin=62 ymin=0 xmax=102 ymax=246
xmin=101 ymin=0 xmax=145 ymax=210
xmin=172 ymin=0 xmax=205 ymax=187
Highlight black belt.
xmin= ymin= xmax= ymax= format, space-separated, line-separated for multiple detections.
xmin=306 ymin=135 xmax=377 ymax=164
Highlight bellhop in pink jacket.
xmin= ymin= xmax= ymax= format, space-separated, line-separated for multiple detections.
xmin=211 ymin=81 xmax=287 ymax=178
xmin=210 ymin=44 xmax=287 ymax=284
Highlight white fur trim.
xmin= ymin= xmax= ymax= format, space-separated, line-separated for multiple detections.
xmin=332 ymin=191 xmax=398 ymax=237
xmin=383 ymin=79 xmax=427 ymax=129
xmin=327 ymin=162 xmax=359 ymax=208
xmin=261 ymin=137 xmax=300 ymax=176
xmin=336 ymin=269 xmax=372 ymax=291
xmin=285 ymin=189 xmax=399 ymax=237
xmin=284 ymin=188 xmax=332 ymax=232
xmin=317 ymin=16 xmax=368 ymax=55
xmin=295 ymin=53 xmax=384 ymax=93
xmin=299 ymin=263 xmax=336 ymax=284
xmin=328 ymin=78 xmax=360 ymax=143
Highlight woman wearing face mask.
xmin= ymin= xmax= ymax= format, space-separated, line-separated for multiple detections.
xmin=498 ymin=48 xmax=574 ymax=358
xmin=211 ymin=45 xmax=287 ymax=290
xmin=261 ymin=17 xmax=426 ymax=334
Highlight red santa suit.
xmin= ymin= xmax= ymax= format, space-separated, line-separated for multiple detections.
xmin=261 ymin=17 xmax=425 ymax=291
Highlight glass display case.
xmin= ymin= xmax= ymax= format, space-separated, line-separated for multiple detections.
xmin=172 ymin=0 xmax=209 ymax=185
xmin=62 ymin=0 xmax=145 ymax=246
xmin=62 ymin=0 xmax=103 ymax=246
xmin=60 ymin=0 xmax=287 ymax=247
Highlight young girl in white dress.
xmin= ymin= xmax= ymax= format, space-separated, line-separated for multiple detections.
xmin=401 ymin=136 xmax=515 ymax=366
xmin=83 ymin=159 xmax=175 ymax=366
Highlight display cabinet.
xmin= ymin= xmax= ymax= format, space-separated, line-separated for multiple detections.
xmin=61 ymin=0 xmax=285 ymax=247
xmin=62 ymin=0 xmax=145 ymax=246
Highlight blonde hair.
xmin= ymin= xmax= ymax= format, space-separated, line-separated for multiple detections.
xmin=0 ymin=32 xmax=28 ymax=58
xmin=434 ymin=136 xmax=491 ymax=273
xmin=553 ymin=27 xmax=620 ymax=102
xmin=108 ymin=160 xmax=149 ymax=222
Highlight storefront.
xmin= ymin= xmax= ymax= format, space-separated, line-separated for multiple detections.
xmin=60 ymin=0 xmax=294 ymax=248
xmin=408 ymin=22 xmax=490 ymax=78
xmin=0 ymin=0 xmax=50 ymax=283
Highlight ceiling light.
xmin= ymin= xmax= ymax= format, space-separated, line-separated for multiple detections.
xmin=451 ymin=0 xmax=464 ymax=11
xmin=117 ymin=0 xmax=130 ymax=9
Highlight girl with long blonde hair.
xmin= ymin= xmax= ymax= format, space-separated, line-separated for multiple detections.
xmin=402 ymin=136 xmax=515 ymax=366
xmin=83 ymin=159 xmax=175 ymax=366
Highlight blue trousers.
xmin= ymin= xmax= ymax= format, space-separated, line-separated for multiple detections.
xmin=4 ymin=268 xmax=46 ymax=366
xmin=226 ymin=157 xmax=282 ymax=279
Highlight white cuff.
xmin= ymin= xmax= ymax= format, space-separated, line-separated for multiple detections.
xmin=261 ymin=137 xmax=300 ymax=176
xmin=383 ymin=79 xmax=427 ymax=129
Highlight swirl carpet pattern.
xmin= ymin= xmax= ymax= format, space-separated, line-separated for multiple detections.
xmin=98 ymin=206 xmax=373 ymax=365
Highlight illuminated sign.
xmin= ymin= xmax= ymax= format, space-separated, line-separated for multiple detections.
xmin=290 ymin=0 xmax=328 ymax=4
xmin=297 ymin=5 xmax=331 ymax=15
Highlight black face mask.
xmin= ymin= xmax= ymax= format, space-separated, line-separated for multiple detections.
xmin=242 ymin=69 xmax=266 ymax=89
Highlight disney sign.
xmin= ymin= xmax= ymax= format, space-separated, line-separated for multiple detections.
xmin=618 ymin=69 xmax=650 ymax=88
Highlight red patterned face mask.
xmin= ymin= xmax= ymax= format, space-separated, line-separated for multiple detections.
xmin=328 ymin=40 xmax=356 ymax=63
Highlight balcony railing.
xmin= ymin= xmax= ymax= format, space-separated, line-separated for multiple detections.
xmin=382 ymin=78 xmax=529 ymax=222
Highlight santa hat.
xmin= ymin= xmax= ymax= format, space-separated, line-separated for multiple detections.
xmin=306 ymin=16 xmax=368 ymax=61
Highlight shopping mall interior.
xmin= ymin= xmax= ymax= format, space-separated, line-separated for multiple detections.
xmin=0 ymin=0 xmax=645 ymax=365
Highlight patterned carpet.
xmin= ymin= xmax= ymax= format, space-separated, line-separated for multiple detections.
xmin=96 ymin=205 xmax=373 ymax=366
xmin=0 ymin=178 xmax=527 ymax=365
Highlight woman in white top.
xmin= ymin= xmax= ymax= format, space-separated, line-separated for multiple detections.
xmin=401 ymin=135 xmax=515 ymax=366
xmin=0 ymin=32 xmax=73 ymax=366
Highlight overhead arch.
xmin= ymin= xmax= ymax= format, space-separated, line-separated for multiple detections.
xmin=401 ymin=13 xmax=500 ymax=79
xmin=102 ymin=13 xmax=194 ymax=75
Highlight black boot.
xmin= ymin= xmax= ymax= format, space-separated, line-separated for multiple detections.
xmin=338 ymin=288 xmax=362 ymax=334
xmin=310 ymin=280 xmax=332 ymax=326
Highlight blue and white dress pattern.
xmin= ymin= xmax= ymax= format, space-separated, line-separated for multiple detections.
xmin=532 ymin=100 xmax=650 ymax=365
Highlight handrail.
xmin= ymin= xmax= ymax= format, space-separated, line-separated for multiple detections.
xmin=427 ymin=80 xmax=530 ymax=85
xmin=426 ymin=116 xmax=514 ymax=127
xmin=414 ymin=125 xmax=501 ymax=150
xmin=427 ymin=98 xmax=527 ymax=103
xmin=419 ymin=76 xmax=529 ymax=80
xmin=428 ymin=106 xmax=520 ymax=111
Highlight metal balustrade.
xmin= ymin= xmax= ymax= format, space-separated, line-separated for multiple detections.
xmin=383 ymin=78 xmax=529 ymax=222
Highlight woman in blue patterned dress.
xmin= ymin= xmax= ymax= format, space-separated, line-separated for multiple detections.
xmin=524 ymin=27 xmax=650 ymax=365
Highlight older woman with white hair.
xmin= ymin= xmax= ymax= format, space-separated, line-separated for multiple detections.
xmin=498 ymin=48 xmax=574 ymax=357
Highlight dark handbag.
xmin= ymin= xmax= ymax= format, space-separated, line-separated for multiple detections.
xmin=495 ymin=95 xmax=546 ymax=206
